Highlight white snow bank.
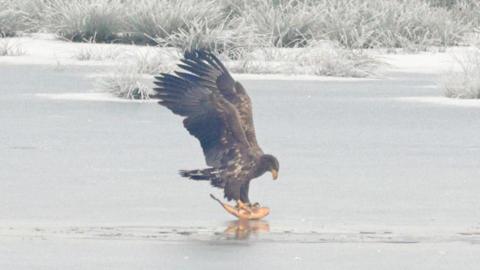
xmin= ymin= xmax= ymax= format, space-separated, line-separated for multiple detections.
xmin=0 ymin=33 xmax=169 ymax=67
xmin=379 ymin=47 xmax=475 ymax=74
xmin=233 ymin=73 xmax=379 ymax=81
xmin=0 ymin=34 xmax=477 ymax=79
xmin=395 ymin=96 xmax=480 ymax=107
xmin=35 ymin=93 xmax=157 ymax=103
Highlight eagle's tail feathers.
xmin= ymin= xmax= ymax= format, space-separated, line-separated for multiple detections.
xmin=179 ymin=169 xmax=209 ymax=180
xmin=179 ymin=168 xmax=225 ymax=188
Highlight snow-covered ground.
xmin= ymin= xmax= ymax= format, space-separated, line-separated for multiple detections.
xmin=0 ymin=34 xmax=470 ymax=75
xmin=1 ymin=35 xmax=480 ymax=269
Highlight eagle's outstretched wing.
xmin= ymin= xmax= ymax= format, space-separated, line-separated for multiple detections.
xmin=152 ymin=56 xmax=250 ymax=168
xmin=179 ymin=50 xmax=263 ymax=157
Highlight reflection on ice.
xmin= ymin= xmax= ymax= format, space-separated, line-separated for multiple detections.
xmin=223 ymin=220 xmax=270 ymax=240
xmin=1 ymin=225 xmax=480 ymax=244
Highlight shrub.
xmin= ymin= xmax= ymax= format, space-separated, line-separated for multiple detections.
xmin=314 ymin=0 xmax=471 ymax=49
xmin=73 ymin=41 xmax=127 ymax=61
xmin=0 ymin=0 xmax=30 ymax=36
xmin=443 ymin=48 xmax=480 ymax=99
xmin=42 ymin=0 xmax=124 ymax=42
xmin=5 ymin=0 xmax=476 ymax=51
xmin=236 ymin=0 xmax=472 ymax=50
xmin=0 ymin=38 xmax=25 ymax=56
xmin=154 ymin=17 xmax=257 ymax=56
xmin=122 ymin=49 xmax=179 ymax=75
xmin=94 ymin=48 xmax=179 ymax=99
xmin=97 ymin=69 xmax=152 ymax=99
xmin=227 ymin=41 xmax=378 ymax=77
xmin=125 ymin=0 xmax=227 ymax=43
xmin=237 ymin=0 xmax=319 ymax=47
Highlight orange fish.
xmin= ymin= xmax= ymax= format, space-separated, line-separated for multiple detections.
xmin=210 ymin=194 xmax=270 ymax=220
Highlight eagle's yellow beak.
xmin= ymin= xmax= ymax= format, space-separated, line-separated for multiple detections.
xmin=271 ymin=169 xmax=278 ymax=180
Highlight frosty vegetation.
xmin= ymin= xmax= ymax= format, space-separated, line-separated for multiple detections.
xmin=1 ymin=0 xmax=480 ymax=98
xmin=443 ymin=48 xmax=480 ymax=99
xmin=0 ymin=37 xmax=24 ymax=56
xmin=97 ymin=69 xmax=152 ymax=100
xmin=2 ymin=0 xmax=477 ymax=48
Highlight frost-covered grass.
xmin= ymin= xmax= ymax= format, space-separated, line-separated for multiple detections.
xmin=41 ymin=0 xmax=124 ymax=42
xmin=227 ymin=42 xmax=378 ymax=77
xmin=74 ymin=43 xmax=179 ymax=73
xmin=298 ymin=44 xmax=378 ymax=77
xmin=97 ymin=69 xmax=152 ymax=100
xmin=91 ymin=48 xmax=179 ymax=99
xmin=234 ymin=0 xmax=318 ymax=48
xmin=314 ymin=0 xmax=470 ymax=50
xmin=124 ymin=0 xmax=227 ymax=44
xmin=0 ymin=38 xmax=25 ymax=56
xmin=3 ymin=0 xmax=477 ymax=50
xmin=0 ymin=0 xmax=31 ymax=36
xmin=74 ymin=45 xmax=124 ymax=61
xmin=123 ymin=50 xmax=178 ymax=75
xmin=428 ymin=0 xmax=480 ymax=17
xmin=229 ymin=0 xmax=473 ymax=50
xmin=154 ymin=17 xmax=257 ymax=56
xmin=443 ymin=48 xmax=480 ymax=99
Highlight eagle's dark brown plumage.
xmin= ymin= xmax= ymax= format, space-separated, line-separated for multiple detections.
xmin=153 ymin=50 xmax=279 ymax=203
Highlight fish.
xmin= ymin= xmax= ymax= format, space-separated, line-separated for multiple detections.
xmin=210 ymin=194 xmax=270 ymax=220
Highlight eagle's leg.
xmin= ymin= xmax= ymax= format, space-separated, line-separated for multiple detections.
xmin=239 ymin=183 xmax=253 ymax=209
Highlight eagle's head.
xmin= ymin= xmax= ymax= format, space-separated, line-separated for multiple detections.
xmin=259 ymin=154 xmax=279 ymax=180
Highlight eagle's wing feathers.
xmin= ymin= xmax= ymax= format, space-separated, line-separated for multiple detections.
xmin=154 ymin=72 xmax=249 ymax=168
xmin=181 ymin=50 xmax=264 ymax=156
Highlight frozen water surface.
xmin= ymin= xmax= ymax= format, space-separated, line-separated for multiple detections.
xmin=1 ymin=64 xmax=480 ymax=269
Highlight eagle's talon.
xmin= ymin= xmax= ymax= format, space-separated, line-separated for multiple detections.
xmin=236 ymin=200 xmax=252 ymax=213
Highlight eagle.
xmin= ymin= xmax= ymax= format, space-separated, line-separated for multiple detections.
xmin=152 ymin=50 xmax=279 ymax=207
